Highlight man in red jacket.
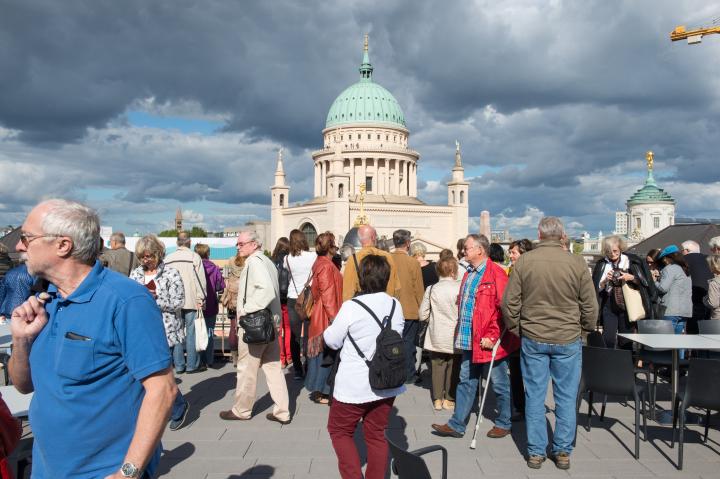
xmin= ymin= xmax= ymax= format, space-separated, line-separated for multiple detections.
xmin=432 ymin=234 xmax=519 ymax=439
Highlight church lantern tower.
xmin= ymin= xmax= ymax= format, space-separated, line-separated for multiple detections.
xmin=448 ymin=141 xmax=469 ymax=238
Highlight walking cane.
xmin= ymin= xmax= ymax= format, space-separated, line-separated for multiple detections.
xmin=470 ymin=330 xmax=506 ymax=450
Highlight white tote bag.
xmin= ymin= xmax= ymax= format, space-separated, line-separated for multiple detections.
xmin=194 ymin=309 xmax=209 ymax=352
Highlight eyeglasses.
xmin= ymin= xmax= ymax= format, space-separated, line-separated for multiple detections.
xmin=236 ymin=240 xmax=255 ymax=247
xmin=20 ymin=232 xmax=61 ymax=247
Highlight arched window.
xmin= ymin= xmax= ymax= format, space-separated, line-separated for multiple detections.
xmin=301 ymin=223 xmax=317 ymax=246
xmin=460 ymin=191 xmax=465 ymax=204
xmin=452 ymin=191 xmax=456 ymax=203
xmin=338 ymin=183 xmax=344 ymax=198
xmin=279 ymin=194 xmax=284 ymax=207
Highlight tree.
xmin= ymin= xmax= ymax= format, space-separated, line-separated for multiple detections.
xmin=157 ymin=226 xmax=208 ymax=238
xmin=158 ymin=229 xmax=177 ymax=237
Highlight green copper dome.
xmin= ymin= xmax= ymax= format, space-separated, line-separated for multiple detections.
xmin=325 ymin=40 xmax=406 ymax=129
xmin=627 ymin=170 xmax=675 ymax=206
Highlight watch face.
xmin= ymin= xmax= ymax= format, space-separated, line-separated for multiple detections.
xmin=121 ymin=463 xmax=139 ymax=477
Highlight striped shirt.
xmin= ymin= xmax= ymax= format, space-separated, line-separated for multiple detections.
xmin=455 ymin=261 xmax=487 ymax=350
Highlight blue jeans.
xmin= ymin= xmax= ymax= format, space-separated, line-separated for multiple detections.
xmin=203 ymin=314 xmax=217 ymax=366
xmin=171 ymin=386 xmax=188 ymax=421
xmin=305 ymin=353 xmax=331 ymax=395
xmin=448 ymin=351 xmax=511 ymax=434
xmin=665 ymin=316 xmax=687 ymax=359
xmin=173 ymin=309 xmax=199 ymax=372
xmin=402 ymin=320 xmax=419 ymax=379
xmin=521 ymin=337 xmax=581 ymax=458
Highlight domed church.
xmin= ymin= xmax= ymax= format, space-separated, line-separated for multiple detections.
xmin=270 ymin=36 xmax=470 ymax=254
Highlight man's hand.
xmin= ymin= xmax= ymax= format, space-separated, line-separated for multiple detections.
xmin=480 ymin=337 xmax=495 ymax=350
xmin=103 ymin=472 xmax=125 ymax=479
xmin=10 ymin=295 xmax=49 ymax=341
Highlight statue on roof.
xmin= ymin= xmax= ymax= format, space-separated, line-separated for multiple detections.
xmin=646 ymin=150 xmax=654 ymax=171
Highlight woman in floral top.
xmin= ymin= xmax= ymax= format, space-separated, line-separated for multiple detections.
xmin=130 ymin=235 xmax=190 ymax=430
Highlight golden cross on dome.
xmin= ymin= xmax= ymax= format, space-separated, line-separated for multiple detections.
xmin=646 ymin=150 xmax=654 ymax=171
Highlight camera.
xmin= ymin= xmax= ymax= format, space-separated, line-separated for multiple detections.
xmin=610 ymin=269 xmax=624 ymax=286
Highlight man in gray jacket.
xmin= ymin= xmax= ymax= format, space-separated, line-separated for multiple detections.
xmin=100 ymin=232 xmax=139 ymax=276
xmin=502 ymin=217 xmax=597 ymax=471
xmin=219 ymin=231 xmax=290 ymax=424
xmin=165 ymin=232 xmax=207 ymax=373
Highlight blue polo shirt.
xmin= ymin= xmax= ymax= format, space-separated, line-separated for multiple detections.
xmin=29 ymin=261 xmax=171 ymax=478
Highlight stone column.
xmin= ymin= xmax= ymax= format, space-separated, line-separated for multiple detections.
xmin=361 ymin=158 xmax=367 ymax=192
xmin=349 ymin=158 xmax=355 ymax=196
xmin=314 ymin=163 xmax=320 ymax=197
xmin=394 ymin=158 xmax=400 ymax=195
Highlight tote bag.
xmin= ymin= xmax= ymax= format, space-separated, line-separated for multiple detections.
xmin=194 ymin=309 xmax=209 ymax=351
xmin=622 ymin=282 xmax=646 ymax=322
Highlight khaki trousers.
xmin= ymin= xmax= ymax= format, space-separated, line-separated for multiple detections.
xmin=232 ymin=332 xmax=290 ymax=421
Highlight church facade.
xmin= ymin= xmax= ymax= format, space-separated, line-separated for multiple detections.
xmin=270 ymin=38 xmax=469 ymax=254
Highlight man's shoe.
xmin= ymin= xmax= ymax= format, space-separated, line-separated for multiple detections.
xmin=442 ymin=399 xmax=455 ymax=411
xmin=431 ymin=423 xmax=463 ymax=438
xmin=486 ymin=426 xmax=511 ymax=439
xmin=219 ymin=410 xmax=250 ymax=421
xmin=266 ymin=413 xmax=291 ymax=425
xmin=433 ymin=399 xmax=443 ymax=411
xmin=551 ymin=451 xmax=571 ymax=470
xmin=169 ymin=401 xmax=190 ymax=431
xmin=186 ymin=365 xmax=207 ymax=374
xmin=174 ymin=369 xmax=185 ymax=375
xmin=526 ymin=455 xmax=546 ymax=469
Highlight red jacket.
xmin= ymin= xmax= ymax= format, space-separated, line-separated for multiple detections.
xmin=459 ymin=259 xmax=520 ymax=364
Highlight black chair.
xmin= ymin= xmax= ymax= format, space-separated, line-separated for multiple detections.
xmin=636 ymin=319 xmax=688 ymax=415
xmin=671 ymin=358 xmax=720 ymax=470
xmin=698 ymin=320 xmax=720 ymax=335
xmin=386 ymin=432 xmax=447 ymax=479
xmin=579 ymin=346 xmax=648 ymax=459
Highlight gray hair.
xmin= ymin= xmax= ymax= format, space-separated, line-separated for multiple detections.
xmin=110 ymin=232 xmax=126 ymax=245
xmin=176 ymin=231 xmax=191 ymax=247
xmin=409 ymin=242 xmax=427 ymax=258
xmin=392 ymin=229 xmax=412 ymax=248
xmin=681 ymin=240 xmax=700 ymax=254
xmin=538 ymin=216 xmax=565 ymax=240
xmin=710 ymin=236 xmax=720 ymax=251
xmin=339 ymin=244 xmax=355 ymax=262
xmin=707 ymin=254 xmax=720 ymax=275
xmin=601 ymin=235 xmax=627 ymax=257
xmin=40 ymin=199 xmax=100 ymax=264
xmin=135 ymin=235 xmax=165 ymax=263
xmin=466 ymin=233 xmax=490 ymax=255
xmin=240 ymin=230 xmax=262 ymax=248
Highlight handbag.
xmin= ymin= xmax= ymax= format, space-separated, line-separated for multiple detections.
xmin=194 ymin=308 xmax=209 ymax=352
xmin=415 ymin=284 xmax=434 ymax=348
xmin=238 ymin=260 xmax=276 ymax=344
xmin=287 ymin=259 xmax=314 ymax=320
xmin=0 ymin=393 xmax=21 ymax=460
xmin=622 ymin=282 xmax=646 ymax=322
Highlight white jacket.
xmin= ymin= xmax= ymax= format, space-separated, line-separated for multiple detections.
xmin=237 ymin=251 xmax=281 ymax=324
xmin=164 ymin=246 xmax=207 ymax=310
xmin=419 ymin=277 xmax=461 ymax=354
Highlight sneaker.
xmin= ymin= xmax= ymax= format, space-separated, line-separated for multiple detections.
xmin=526 ymin=455 xmax=546 ymax=469
xmin=169 ymin=402 xmax=190 ymax=431
xmin=433 ymin=400 xmax=443 ymax=411
xmin=442 ymin=400 xmax=455 ymax=411
xmin=551 ymin=451 xmax=570 ymax=470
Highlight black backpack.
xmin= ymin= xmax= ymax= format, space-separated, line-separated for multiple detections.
xmin=347 ymin=297 xmax=407 ymax=390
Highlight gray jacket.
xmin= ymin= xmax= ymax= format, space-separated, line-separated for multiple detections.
xmin=655 ymin=264 xmax=692 ymax=318
xmin=704 ymin=275 xmax=720 ymax=320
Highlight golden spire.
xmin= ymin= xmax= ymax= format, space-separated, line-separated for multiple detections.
xmin=364 ymin=33 xmax=369 ymax=52
xmin=646 ymin=150 xmax=654 ymax=171
xmin=353 ymin=183 xmax=370 ymax=226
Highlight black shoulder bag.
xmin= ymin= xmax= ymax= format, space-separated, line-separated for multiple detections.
xmin=238 ymin=259 xmax=276 ymax=344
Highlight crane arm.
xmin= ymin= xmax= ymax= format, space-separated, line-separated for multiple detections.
xmin=670 ymin=25 xmax=720 ymax=44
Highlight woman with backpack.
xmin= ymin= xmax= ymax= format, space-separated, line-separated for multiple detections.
xmin=324 ymin=255 xmax=405 ymax=479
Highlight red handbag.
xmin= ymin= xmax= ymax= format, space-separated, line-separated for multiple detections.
xmin=0 ymin=392 xmax=21 ymax=459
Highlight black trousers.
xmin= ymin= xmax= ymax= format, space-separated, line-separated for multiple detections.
xmin=286 ymin=298 xmax=308 ymax=376
xmin=508 ymin=350 xmax=525 ymax=413
xmin=600 ymin=293 xmax=633 ymax=349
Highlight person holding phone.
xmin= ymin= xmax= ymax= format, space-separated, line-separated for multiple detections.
xmin=130 ymin=235 xmax=190 ymax=431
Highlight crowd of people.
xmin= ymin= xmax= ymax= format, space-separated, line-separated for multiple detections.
xmin=1 ymin=198 xmax=720 ymax=478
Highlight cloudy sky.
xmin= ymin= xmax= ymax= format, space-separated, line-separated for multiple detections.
xmin=1 ymin=0 xmax=719 ymax=238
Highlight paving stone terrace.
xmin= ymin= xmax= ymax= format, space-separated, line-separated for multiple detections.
xmin=144 ymin=360 xmax=720 ymax=479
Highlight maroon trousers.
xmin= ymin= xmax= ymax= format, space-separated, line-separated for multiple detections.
xmin=327 ymin=397 xmax=395 ymax=479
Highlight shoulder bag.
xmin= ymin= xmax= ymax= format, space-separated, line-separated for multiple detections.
xmin=415 ymin=284 xmax=434 ymax=348
xmin=238 ymin=260 xmax=276 ymax=344
xmin=622 ymin=282 xmax=646 ymax=322
xmin=194 ymin=308 xmax=209 ymax=351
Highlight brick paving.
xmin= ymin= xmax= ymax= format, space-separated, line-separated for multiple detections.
xmin=157 ymin=360 xmax=719 ymax=478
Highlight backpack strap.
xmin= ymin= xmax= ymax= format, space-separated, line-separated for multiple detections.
xmin=346 ymin=297 xmax=398 ymax=366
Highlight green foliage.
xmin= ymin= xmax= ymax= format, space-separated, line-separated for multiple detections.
xmin=157 ymin=229 xmax=178 ymax=237
xmin=157 ymin=226 xmax=209 ymax=238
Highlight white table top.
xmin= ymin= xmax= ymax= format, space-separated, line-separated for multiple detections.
xmin=0 ymin=322 xmax=11 ymax=349
xmin=618 ymin=333 xmax=720 ymax=350
xmin=0 ymin=385 xmax=33 ymax=418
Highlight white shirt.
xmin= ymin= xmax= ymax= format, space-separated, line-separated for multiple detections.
xmin=285 ymin=251 xmax=317 ymax=299
xmin=598 ymin=254 xmax=630 ymax=292
xmin=324 ymin=292 xmax=406 ymax=404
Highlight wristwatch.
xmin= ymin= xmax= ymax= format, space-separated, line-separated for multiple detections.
xmin=120 ymin=462 xmax=140 ymax=478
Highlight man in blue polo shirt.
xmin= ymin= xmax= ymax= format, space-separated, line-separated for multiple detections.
xmin=9 ymin=199 xmax=177 ymax=478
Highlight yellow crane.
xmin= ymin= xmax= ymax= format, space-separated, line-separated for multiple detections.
xmin=670 ymin=18 xmax=720 ymax=44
